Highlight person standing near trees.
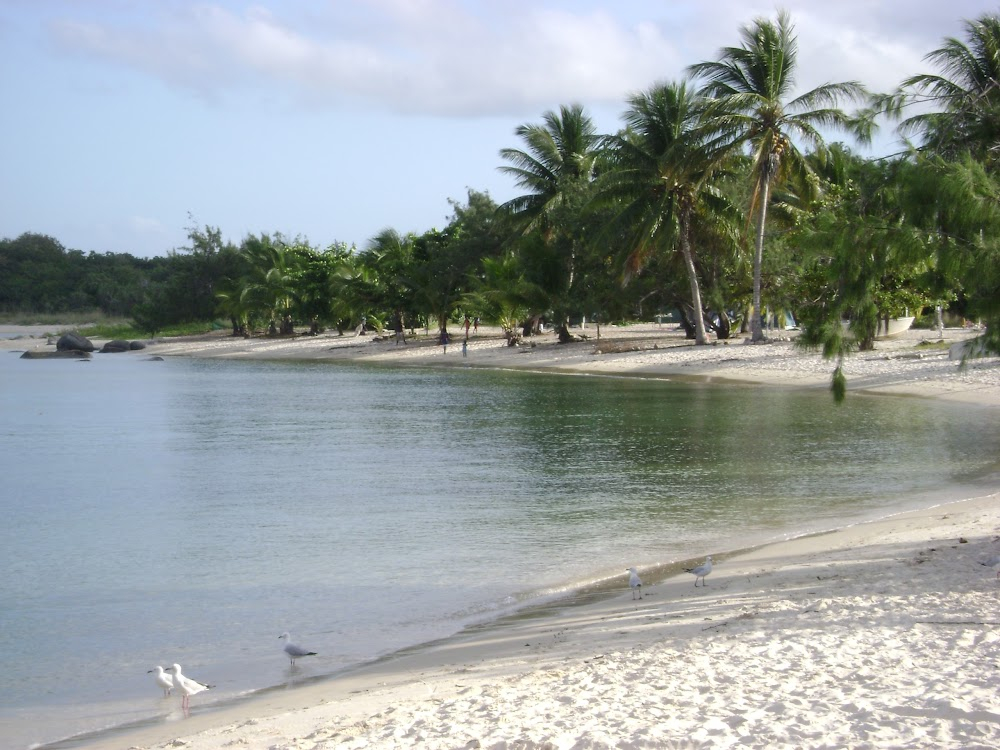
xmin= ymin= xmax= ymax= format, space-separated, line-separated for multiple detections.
xmin=394 ymin=313 xmax=406 ymax=345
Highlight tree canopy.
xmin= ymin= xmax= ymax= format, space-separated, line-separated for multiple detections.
xmin=4 ymin=9 xmax=1000 ymax=386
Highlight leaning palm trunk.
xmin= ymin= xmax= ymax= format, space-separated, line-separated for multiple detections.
xmin=679 ymin=203 xmax=709 ymax=345
xmin=751 ymin=175 xmax=771 ymax=342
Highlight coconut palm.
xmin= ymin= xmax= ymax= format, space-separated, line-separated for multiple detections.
xmin=215 ymin=276 xmax=254 ymax=336
xmin=887 ymin=14 xmax=1000 ymax=165
xmin=239 ymin=235 xmax=302 ymax=335
xmin=498 ymin=104 xmax=599 ymax=337
xmin=498 ymin=103 xmax=599 ymax=232
xmin=688 ymin=10 xmax=869 ymax=341
xmin=359 ymin=228 xmax=418 ymax=330
xmin=598 ymin=80 xmax=739 ymax=345
xmin=462 ymin=252 xmax=545 ymax=345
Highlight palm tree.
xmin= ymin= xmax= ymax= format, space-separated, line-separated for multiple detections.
xmin=360 ymin=228 xmax=418 ymax=330
xmin=462 ymin=252 xmax=545 ymax=345
xmin=886 ymin=14 xmax=1000 ymax=166
xmin=598 ymin=81 xmax=739 ymax=345
xmin=239 ymin=235 xmax=302 ymax=335
xmin=498 ymin=104 xmax=599 ymax=338
xmin=215 ymin=277 xmax=253 ymax=336
xmin=688 ymin=10 xmax=868 ymax=341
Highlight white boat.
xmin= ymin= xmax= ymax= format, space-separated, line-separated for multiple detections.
xmin=876 ymin=316 xmax=915 ymax=339
xmin=840 ymin=316 xmax=915 ymax=339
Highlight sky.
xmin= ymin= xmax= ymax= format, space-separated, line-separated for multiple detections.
xmin=1 ymin=1 xmax=995 ymax=258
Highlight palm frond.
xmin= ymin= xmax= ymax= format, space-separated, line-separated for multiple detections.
xmin=787 ymin=81 xmax=868 ymax=112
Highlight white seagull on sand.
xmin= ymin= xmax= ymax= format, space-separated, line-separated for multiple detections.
xmin=147 ymin=665 xmax=173 ymax=697
xmin=166 ymin=663 xmax=211 ymax=711
xmin=980 ymin=554 xmax=1000 ymax=578
xmin=627 ymin=567 xmax=643 ymax=600
xmin=685 ymin=556 xmax=713 ymax=587
xmin=279 ymin=632 xmax=318 ymax=665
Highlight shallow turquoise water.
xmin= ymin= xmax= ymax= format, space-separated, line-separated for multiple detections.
xmin=1 ymin=351 xmax=997 ymax=749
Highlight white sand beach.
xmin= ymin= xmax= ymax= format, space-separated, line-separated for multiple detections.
xmin=5 ymin=323 xmax=1000 ymax=748
xmin=74 ymin=493 xmax=1000 ymax=750
xmin=7 ymin=321 xmax=998 ymax=404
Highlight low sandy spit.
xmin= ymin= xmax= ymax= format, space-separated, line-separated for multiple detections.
xmin=8 ymin=322 xmax=1000 ymax=748
xmin=7 ymin=321 xmax=998 ymax=406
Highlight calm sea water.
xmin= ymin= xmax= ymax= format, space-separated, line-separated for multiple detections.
xmin=1 ymin=348 xmax=998 ymax=749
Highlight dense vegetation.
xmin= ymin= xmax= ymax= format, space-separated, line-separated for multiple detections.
xmin=3 ymin=12 xmax=999 ymax=383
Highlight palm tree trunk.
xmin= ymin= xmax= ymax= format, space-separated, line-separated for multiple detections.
xmin=679 ymin=204 xmax=708 ymax=345
xmin=751 ymin=177 xmax=771 ymax=342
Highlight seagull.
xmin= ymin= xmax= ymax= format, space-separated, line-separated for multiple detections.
xmin=685 ymin=556 xmax=713 ymax=587
xmin=279 ymin=632 xmax=318 ymax=665
xmin=147 ymin=665 xmax=173 ymax=697
xmin=627 ymin=567 xmax=643 ymax=600
xmin=980 ymin=554 xmax=1000 ymax=578
xmin=166 ymin=663 xmax=211 ymax=711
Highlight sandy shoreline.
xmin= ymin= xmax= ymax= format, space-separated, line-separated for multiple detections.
xmin=6 ymin=322 xmax=1000 ymax=748
xmin=5 ymin=321 xmax=1000 ymax=406
xmin=72 ymin=493 xmax=1000 ymax=750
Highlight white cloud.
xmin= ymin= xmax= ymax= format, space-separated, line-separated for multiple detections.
xmin=671 ymin=0 xmax=985 ymax=93
xmin=48 ymin=2 xmax=683 ymax=116
xmin=783 ymin=11 xmax=930 ymax=96
xmin=44 ymin=0 xmax=1000 ymax=118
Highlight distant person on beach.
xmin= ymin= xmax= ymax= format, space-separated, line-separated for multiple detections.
xmin=440 ymin=329 xmax=450 ymax=354
xmin=462 ymin=339 xmax=468 ymax=357
xmin=464 ymin=316 xmax=471 ymax=339
xmin=394 ymin=314 xmax=406 ymax=345
xmin=473 ymin=317 xmax=480 ymax=334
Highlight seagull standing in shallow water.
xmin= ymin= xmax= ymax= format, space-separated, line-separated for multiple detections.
xmin=279 ymin=632 xmax=318 ymax=665
xmin=685 ymin=556 xmax=713 ymax=587
xmin=148 ymin=666 xmax=173 ymax=697
xmin=166 ymin=663 xmax=211 ymax=711
xmin=627 ymin=567 xmax=643 ymax=600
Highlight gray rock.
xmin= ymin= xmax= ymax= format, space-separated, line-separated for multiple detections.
xmin=56 ymin=332 xmax=95 ymax=352
xmin=129 ymin=340 xmax=147 ymax=350
xmin=100 ymin=340 xmax=131 ymax=353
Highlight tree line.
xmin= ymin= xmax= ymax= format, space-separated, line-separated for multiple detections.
xmin=3 ymin=11 xmax=999 ymax=375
